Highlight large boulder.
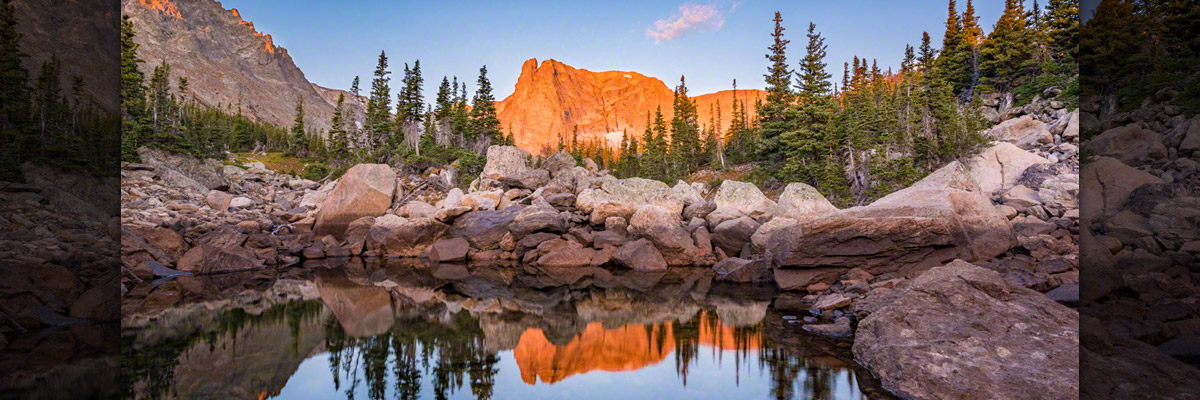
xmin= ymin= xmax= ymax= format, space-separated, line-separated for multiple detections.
xmin=137 ymin=146 xmax=228 ymax=191
xmin=750 ymin=217 xmax=797 ymax=251
xmin=313 ymin=164 xmax=396 ymax=239
xmin=1080 ymin=157 xmax=1161 ymax=223
xmin=542 ymin=151 xmax=577 ymax=177
xmin=963 ymin=142 xmax=1052 ymax=194
xmin=853 ymin=260 xmax=1078 ymax=400
xmin=509 ymin=205 xmax=568 ymax=237
xmin=768 ymin=183 xmax=1017 ymax=277
xmin=983 ymin=115 xmax=1050 ymax=149
xmin=537 ymin=241 xmax=598 ymax=268
xmin=576 ymin=178 xmax=685 ymax=224
xmin=612 ymin=239 xmax=668 ymax=271
xmin=713 ymin=180 xmax=772 ymax=216
xmin=449 ymin=206 xmax=524 ymax=250
xmin=672 ymin=180 xmax=704 ymax=206
xmin=1083 ymin=123 xmax=1168 ymax=166
xmin=365 ymin=218 xmax=449 ymax=257
xmin=712 ymin=216 xmax=760 ymax=255
xmin=627 ymin=205 xmax=698 ymax=266
xmin=482 ymin=145 xmax=530 ymax=182
xmin=775 ymin=183 xmax=837 ymax=220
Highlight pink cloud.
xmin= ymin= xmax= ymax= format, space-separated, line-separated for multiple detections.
xmin=646 ymin=3 xmax=725 ymax=43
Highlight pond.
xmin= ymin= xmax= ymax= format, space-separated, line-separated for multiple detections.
xmin=121 ymin=259 xmax=893 ymax=400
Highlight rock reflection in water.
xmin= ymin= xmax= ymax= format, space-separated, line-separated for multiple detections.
xmin=121 ymin=260 xmax=891 ymax=399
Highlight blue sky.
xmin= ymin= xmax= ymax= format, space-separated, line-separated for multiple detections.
xmin=224 ymin=0 xmax=1005 ymax=103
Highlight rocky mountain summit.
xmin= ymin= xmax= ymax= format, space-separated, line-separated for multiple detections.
xmin=118 ymin=93 xmax=1081 ymax=398
xmin=497 ymin=58 xmax=766 ymax=152
xmin=122 ymin=0 xmax=366 ymax=132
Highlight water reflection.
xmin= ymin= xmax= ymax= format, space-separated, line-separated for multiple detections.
xmin=122 ymin=260 xmax=892 ymax=399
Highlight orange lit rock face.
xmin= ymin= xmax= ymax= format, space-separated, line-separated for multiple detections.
xmin=512 ymin=311 xmax=760 ymax=385
xmin=139 ymin=0 xmax=180 ymax=18
xmin=497 ymin=59 xmax=766 ymax=155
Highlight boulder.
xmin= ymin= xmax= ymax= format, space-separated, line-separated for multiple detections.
xmin=768 ymin=185 xmax=1017 ymax=278
xmin=481 ymin=145 xmax=530 ymax=182
xmin=434 ymin=206 xmax=471 ymax=223
xmin=713 ymin=180 xmax=770 ymax=216
xmin=983 ymin=115 xmax=1050 ymax=149
xmin=313 ymin=164 xmax=396 ymax=239
xmin=396 ymin=201 xmax=437 ymax=219
xmin=1083 ymin=123 xmax=1168 ymax=166
xmin=542 ymin=151 xmax=577 ymax=176
xmin=177 ymin=244 xmax=258 ymax=274
xmin=1179 ymin=115 xmax=1200 ymax=153
xmin=510 ymin=205 xmax=568 ymax=237
xmin=205 ymin=190 xmax=233 ymax=211
xmin=712 ymin=216 xmax=760 ymax=255
xmin=713 ymin=257 xmax=772 ymax=283
xmin=229 ymin=196 xmax=253 ymax=208
xmin=772 ymin=267 xmax=842 ymax=291
xmin=137 ymin=146 xmax=228 ymax=191
xmin=449 ymin=206 xmax=524 ymax=250
xmin=803 ymin=317 xmax=852 ymax=338
xmin=751 ymin=217 xmax=797 ymax=251
xmin=1080 ymin=157 xmax=1161 ymax=223
xmin=537 ymin=243 xmax=598 ymax=268
xmin=428 ymin=238 xmax=469 ymax=262
xmin=683 ymin=200 xmax=716 ymax=220
xmin=704 ymin=206 xmax=745 ymax=230
xmin=365 ymin=218 xmax=449 ymax=257
xmin=775 ymin=183 xmax=837 ymax=220
xmin=672 ymin=180 xmax=704 ymax=206
xmin=545 ymin=192 xmax=576 ymax=208
xmin=504 ymin=169 xmax=550 ymax=190
xmin=592 ymin=230 xmax=629 ymax=249
xmin=963 ymin=142 xmax=1052 ymax=194
xmin=853 ymin=260 xmax=1078 ymax=400
xmin=612 ymin=239 xmax=668 ymax=272
xmin=627 ymin=205 xmax=698 ymax=266
xmin=576 ymin=178 xmax=685 ymax=225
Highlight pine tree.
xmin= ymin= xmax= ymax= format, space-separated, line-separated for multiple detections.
xmin=1045 ymin=0 xmax=1079 ymax=60
xmin=980 ymin=0 xmax=1031 ymax=93
xmin=365 ymin=50 xmax=392 ymax=149
xmin=918 ymin=32 xmax=936 ymax=71
xmin=350 ymin=76 xmax=360 ymax=97
xmin=796 ymin=22 xmax=832 ymax=99
xmin=0 ymin=0 xmax=28 ymax=134
xmin=470 ymin=65 xmax=501 ymax=143
xmin=434 ymin=76 xmax=452 ymax=120
xmin=329 ymin=93 xmax=347 ymax=157
xmin=669 ymin=75 xmax=701 ymax=177
xmin=290 ymin=95 xmax=306 ymax=155
xmin=757 ymin=11 xmax=793 ymax=166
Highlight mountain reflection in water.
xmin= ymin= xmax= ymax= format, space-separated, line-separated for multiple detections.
xmin=121 ymin=259 xmax=892 ymax=400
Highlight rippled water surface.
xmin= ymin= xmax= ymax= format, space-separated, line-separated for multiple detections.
xmin=121 ymin=259 xmax=892 ymax=399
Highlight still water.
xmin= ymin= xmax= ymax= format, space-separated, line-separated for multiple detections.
xmin=121 ymin=259 xmax=892 ymax=399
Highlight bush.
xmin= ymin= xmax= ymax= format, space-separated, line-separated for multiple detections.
xmin=301 ymin=163 xmax=330 ymax=181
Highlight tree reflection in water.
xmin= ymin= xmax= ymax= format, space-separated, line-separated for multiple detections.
xmin=122 ymin=263 xmax=887 ymax=400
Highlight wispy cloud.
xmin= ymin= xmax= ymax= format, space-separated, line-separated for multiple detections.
xmin=646 ymin=3 xmax=726 ymax=43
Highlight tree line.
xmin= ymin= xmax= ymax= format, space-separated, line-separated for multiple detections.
xmin=611 ymin=0 xmax=1078 ymax=206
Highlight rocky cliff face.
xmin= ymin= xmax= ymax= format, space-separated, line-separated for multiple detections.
xmin=497 ymin=59 xmax=765 ymax=154
xmin=12 ymin=0 xmax=120 ymax=113
xmin=122 ymin=0 xmax=364 ymax=133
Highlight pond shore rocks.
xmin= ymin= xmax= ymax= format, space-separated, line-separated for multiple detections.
xmin=120 ymin=97 xmax=1081 ymax=398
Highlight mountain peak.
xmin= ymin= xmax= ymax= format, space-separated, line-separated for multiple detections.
xmin=496 ymin=59 xmax=765 ymax=154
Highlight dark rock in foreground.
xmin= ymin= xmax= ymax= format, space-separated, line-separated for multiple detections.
xmin=853 ymin=260 xmax=1078 ymax=400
